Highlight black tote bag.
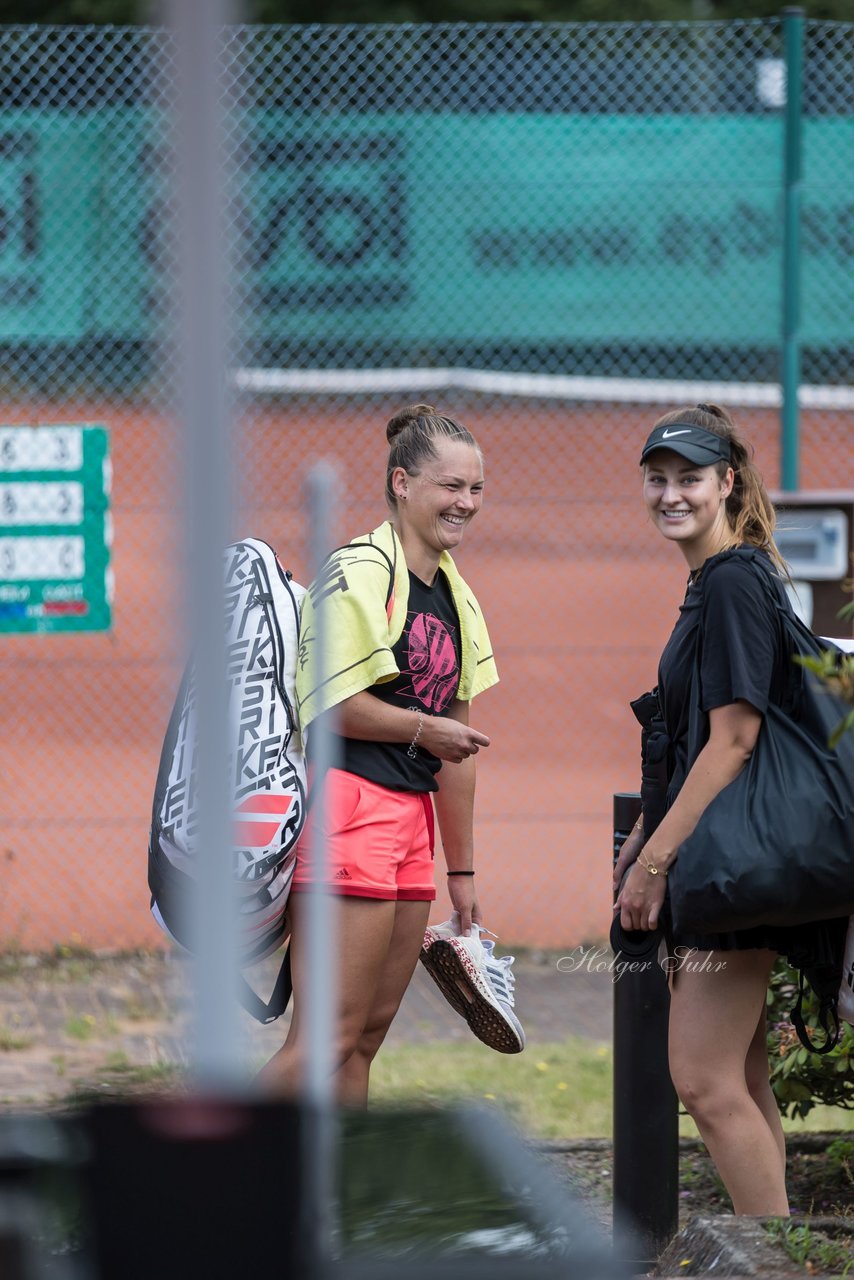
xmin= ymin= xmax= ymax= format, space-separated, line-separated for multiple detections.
xmin=669 ymin=551 xmax=854 ymax=934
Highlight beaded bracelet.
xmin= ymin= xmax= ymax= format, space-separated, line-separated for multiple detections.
xmin=407 ymin=710 xmax=425 ymax=759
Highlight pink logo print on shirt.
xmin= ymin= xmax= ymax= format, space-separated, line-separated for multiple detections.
xmin=403 ymin=612 xmax=460 ymax=713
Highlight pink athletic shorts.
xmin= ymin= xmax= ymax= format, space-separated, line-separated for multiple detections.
xmin=290 ymin=768 xmax=436 ymax=901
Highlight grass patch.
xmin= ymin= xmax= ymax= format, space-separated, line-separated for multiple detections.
xmin=371 ymin=1037 xmax=611 ymax=1139
xmin=785 ymin=1107 xmax=854 ymax=1137
xmin=63 ymin=1013 xmax=120 ymax=1042
xmin=765 ymin=1220 xmax=854 ymax=1276
xmin=66 ymin=1060 xmax=183 ymax=1105
xmin=121 ymin=994 xmax=167 ymax=1023
xmin=0 ymin=948 xmax=31 ymax=979
xmin=64 ymin=1014 xmax=98 ymax=1042
xmin=371 ymin=1040 xmax=854 ymax=1140
xmin=93 ymin=1060 xmax=180 ymax=1086
xmin=103 ymin=1051 xmax=130 ymax=1072
xmin=0 ymin=1023 xmax=32 ymax=1051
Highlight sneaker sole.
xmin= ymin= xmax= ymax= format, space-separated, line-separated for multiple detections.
xmin=421 ymin=926 xmax=465 ymax=1006
xmin=420 ymin=936 xmax=471 ymax=1020
xmin=419 ymin=938 xmax=525 ymax=1054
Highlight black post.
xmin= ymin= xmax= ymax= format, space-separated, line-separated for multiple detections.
xmin=612 ymin=792 xmax=679 ymax=1269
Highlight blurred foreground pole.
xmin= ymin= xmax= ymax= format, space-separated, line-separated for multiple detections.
xmin=169 ymin=0 xmax=243 ymax=1089
xmin=612 ymin=793 xmax=678 ymax=1268
xmin=301 ymin=465 xmax=339 ymax=1267
xmin=781 ymin=6 xmax=804 ymax=492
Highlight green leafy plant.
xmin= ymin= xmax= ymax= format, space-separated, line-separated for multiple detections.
xmin=796 ymin=649 xmax=854 ymax=746
xmin=795 ymin=565 xmax=854 ymax=743
xmin=772 ymin=576 xmax=854 ymax=1120
xmin=826 ymin=1136 xmax=854 ymax=1177
xmin=767 ymin=965 xmax=854 ymax=1118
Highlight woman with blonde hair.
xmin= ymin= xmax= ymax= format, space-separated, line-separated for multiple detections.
xmin=614 ymin=402 xmax=843 ymax=1216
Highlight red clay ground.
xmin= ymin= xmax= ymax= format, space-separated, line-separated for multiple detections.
xmin=1 ymin=398 xmax=850 ymax=950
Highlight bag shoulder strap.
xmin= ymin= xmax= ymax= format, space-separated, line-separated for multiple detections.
xmin=237 ymin=946 xmax=293 ymax=1025
xmin=697 ymin=546 xmax=786 ymax=612
xmin=790 ymin=967 xmax=841 ymax=1056
xmin=691 ymin=547 xmax=836 ymax=728
xmin=704 ymin=546 xmax=841 ymax=658
xmin=684 ymin=546 xmax=794 ymax=770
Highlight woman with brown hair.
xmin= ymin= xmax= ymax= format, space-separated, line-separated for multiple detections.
xmin=257 ymin=404 xmax=520 ymax=1102
xmin=614 ymin=402 xmax=815 ymax=1216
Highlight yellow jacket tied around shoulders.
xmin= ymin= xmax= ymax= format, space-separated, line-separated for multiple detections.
xmin=296 ymin=520 xmax=499 ymax=732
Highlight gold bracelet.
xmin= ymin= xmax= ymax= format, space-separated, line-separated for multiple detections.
xmin=638 ymin=852 xmax=667 ymax=878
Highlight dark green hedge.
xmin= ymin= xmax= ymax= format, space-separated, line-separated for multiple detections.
xmin=3 ymin=0 xmax=853 ymax=27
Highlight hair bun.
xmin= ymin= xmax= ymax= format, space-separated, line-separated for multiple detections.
xmin=697 ymin=402 xmax=729 ymax=423
xmin=386 ymin=404 xmax=436 ymax=443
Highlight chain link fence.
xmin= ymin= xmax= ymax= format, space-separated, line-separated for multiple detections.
xmin=0 ymin=19 xmax=852 ymax=955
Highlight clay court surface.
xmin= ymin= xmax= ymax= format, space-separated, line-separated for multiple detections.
xmin=0 ymin=397 xmax=847 ymax=951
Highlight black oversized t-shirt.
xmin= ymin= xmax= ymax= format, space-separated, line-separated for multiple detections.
xmin=338 ymin=568 xmax=462 ymax=792
xmin=658 ymin=551 xmax=789 ymax=799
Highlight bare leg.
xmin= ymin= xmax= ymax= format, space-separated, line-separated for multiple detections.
xmin=255 ymin=892 xmax=398 ymax=1096
xmin=668 ymin=948 xmax=789 ymax=1216
xmin=744 ymin=1003 xmax=786 ymax=1174
xmin=335 ymin=899 xmax=431 ymax=1107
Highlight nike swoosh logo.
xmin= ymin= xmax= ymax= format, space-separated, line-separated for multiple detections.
xmin=662 ymin=428 xmax=692 ymax=438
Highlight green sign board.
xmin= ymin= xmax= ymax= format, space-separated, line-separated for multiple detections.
xmin=0 ymin=425 xmax=112 ymax=633
xmin=0 ymin=110 xmax=852 ymax=346
xmin=237 ymin=114 xmax=854 ymax=345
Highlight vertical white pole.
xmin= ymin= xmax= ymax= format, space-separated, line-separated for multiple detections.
xmin=302 ymin=463 xmax=339 ymax=1261
xmin=168 ymin=0 xmax=243 ymax=1089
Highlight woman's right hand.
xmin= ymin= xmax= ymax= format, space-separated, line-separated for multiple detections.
xmin=612 ymin=821 xmax=644 ymax=893
xmin=421 ymin=716 xmax=490 ymax=763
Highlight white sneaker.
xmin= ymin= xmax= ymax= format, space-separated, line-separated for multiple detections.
xmin=419 ymin=915 xmax=526 ymax=1054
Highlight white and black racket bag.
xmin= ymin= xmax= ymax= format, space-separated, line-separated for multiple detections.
xmin=148 ymin=538 xmax=307 ymax=1023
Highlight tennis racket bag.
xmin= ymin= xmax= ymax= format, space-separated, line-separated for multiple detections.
xmin=148 ymin=538 xmax=307 ymax=1023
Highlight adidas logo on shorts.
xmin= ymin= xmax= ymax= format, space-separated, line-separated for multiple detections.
xmin=334 ymin=868 xmax=352 ymax=880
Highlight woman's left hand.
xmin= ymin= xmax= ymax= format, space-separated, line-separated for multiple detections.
xmin=447 ymin=875 xmax=482 ymax=937
xmin=616 ymin=859 xmax=668 ymax=932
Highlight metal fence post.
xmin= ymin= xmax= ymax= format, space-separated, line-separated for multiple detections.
xmin=611 ymin=793 xmax=679 ymax=1268
xmin=300 ymin=464 xmax=340 ymax=1273
xmin=781 ymin=6 xmax=805 ymax=492
xmin=168 ymin=0 xmax=244 ymax=1090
